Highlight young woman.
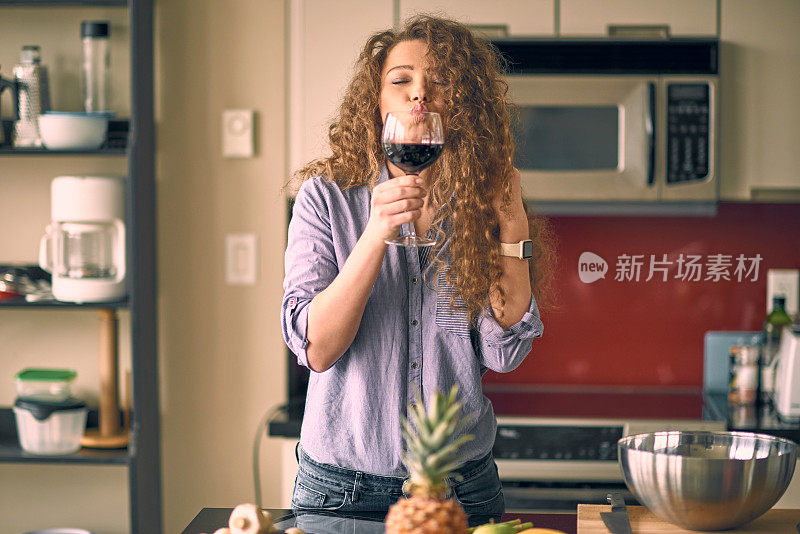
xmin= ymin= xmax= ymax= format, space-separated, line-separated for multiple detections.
xmin=282 ymin=15 xmax=551 ymax=516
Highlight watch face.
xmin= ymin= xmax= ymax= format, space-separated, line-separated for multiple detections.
xmin=522 ymin=240 xmax=534 ymax=259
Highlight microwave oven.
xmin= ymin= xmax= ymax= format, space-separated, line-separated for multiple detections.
xmin=493 ymin=39 xmax=719 ymax=215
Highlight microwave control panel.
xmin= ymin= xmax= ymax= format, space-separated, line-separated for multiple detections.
xmin=666 ymin=83 xmax=711 ymax=183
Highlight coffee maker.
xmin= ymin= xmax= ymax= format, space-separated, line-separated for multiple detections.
xmin=39 ymin=176 xmax=126 ymax=303
xmin=773 ymin=328 xmax=800 ymax=421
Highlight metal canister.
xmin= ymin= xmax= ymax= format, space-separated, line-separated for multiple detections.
xmin=12 ymin=46 xmax=50 ymax=148
xmin=0 ymin=69 xmax=18 ymax=146
xmin=729 ymin=345 xmax=760 ymax=405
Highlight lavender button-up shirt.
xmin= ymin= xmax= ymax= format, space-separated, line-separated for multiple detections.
xmin=281 ymin=167 xmax=544 ymax=476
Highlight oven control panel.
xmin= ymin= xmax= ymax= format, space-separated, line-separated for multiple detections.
xmin=493 ymin=417 xmax=726 ymax=483
xmin=494 ymin=424 xmax=624 ymax=462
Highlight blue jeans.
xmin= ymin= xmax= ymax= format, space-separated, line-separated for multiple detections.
xmin=291 ymin=445 xmax=505 ymax=519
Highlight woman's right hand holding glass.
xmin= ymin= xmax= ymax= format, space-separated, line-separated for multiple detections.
xmin=365 ymin=175 xmax=427 ymax=245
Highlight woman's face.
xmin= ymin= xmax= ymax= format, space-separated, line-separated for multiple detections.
xmin=379 ymin=39 xmax=445 ymax=122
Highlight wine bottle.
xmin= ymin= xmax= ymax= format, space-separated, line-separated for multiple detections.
xmin=760 ymin=296 xmax=792 ymax=404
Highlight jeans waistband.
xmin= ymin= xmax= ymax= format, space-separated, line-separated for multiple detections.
xmin=297 ymin=444 xmax=494 ymax=492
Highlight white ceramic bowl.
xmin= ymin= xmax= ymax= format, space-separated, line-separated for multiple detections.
xmin=38 ymin=112 xmax=114 ymax=150
xmin=23 ymin=529 xmax=95 ymax=534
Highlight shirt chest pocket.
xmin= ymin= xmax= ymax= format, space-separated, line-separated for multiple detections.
xmin=435 ymin=270 xmax=471 ymax=339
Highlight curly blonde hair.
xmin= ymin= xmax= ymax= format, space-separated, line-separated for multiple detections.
xmin=293 ymin=14 xmax=554 ymax=322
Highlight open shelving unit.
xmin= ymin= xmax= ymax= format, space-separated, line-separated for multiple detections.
xmin=0 ymin=118 xmax=129 ymax=154
xmin=0 ymin=0 xmax=160 ymax=532
xmin=0 ymin=297 xmax=129 ymax=308
xmin=0 ymin=408 xmax=130 ymax=464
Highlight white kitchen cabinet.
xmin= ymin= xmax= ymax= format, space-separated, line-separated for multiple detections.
xmin=288 ymin=0 xmax=393 ymax=176
xmin=399 ymin=0 xmax=555 ymax=36
xmin=560 ymin=0 xmax=717 ymax=37
xmin=719 ymin=0 xmax=800 ymax=202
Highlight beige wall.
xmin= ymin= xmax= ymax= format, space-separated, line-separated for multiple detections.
xmin=0 ymin=1 xmax=287 ymax=533
xmin=156 ymin=0 xmax=288 ymax=532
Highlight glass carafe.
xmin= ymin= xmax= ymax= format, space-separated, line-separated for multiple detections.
xmin=40 ymin=220 xmax=124 ymax=280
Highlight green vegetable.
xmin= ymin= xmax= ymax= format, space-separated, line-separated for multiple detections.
xmin=468 ymin=519 xmax=534 ymax=534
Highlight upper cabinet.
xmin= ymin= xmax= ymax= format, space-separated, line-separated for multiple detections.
xmin=400 ymin=0 xmax=555 ymax=36
xmin=288 ymin=0 xmax=393 ymax=176
xmin=719 ymin=0 xmax=800 ymax=201
xmin=560 ymin=0 xmax=717 ymax=37
xmin=291 ymin=0 xmax=799 ymax=204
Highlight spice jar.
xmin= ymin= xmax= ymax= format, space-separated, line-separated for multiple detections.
xmin=729 ymin=345 xmax=759 ymax=405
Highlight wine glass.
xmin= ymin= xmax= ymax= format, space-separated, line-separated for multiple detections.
xmin=381 ymin=110 xmax=444 ymax=247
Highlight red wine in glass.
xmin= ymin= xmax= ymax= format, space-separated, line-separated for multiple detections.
xmin=382 ymin=142 xmax=444 ymax=174
xmin=381 ymin=110 xmax=444 ymax=247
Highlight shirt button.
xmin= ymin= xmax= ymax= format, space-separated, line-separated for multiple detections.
xmin=411 ymin=319 xmax=418 ymax=326
xmin=411 ymin=362 xmax=418 ymax=369
xmin=411 ymin=276 xmax=418 ymax=284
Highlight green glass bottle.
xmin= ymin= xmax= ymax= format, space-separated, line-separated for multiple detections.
xmin=761 ymin=296 xmax=793 ymax=403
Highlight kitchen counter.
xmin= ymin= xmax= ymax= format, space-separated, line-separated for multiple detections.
xmin=268 ymin=386 xmax=716 ymax=439
xmin=704 ymin=392 xmax=800 ymax=444
xmin=271 ymin=389 xmax=800 ymax=442
xmin=181 ymin=508 xmax=578 ymax=534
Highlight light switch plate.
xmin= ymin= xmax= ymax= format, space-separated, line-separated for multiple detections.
xmin=222 ymin=109 xmax=255 ymax=158
xmin=225 ymin=233 xmax=258 ymax=285
xmin=766 ymin=269 xmax=799 ymax=316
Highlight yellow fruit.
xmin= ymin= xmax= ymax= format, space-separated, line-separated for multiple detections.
xmin=386 ymin=496 xmax=468 ymax=533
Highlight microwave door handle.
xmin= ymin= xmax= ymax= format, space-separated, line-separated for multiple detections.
xmin=646 ymin=82 xmax=656 ymax=187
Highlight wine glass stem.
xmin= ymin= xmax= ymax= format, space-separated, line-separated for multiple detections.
xmin=406 ymin=172 xmax=419 ymax=238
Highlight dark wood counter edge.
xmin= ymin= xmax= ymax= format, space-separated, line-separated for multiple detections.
xmin=182 ymin=508 xmax=289 ymax=534
xmin=182 ymin=508 xmax=578 ymax=534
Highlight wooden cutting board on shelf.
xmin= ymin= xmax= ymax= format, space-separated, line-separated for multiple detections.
xmin=577 ymin=504 xmax=800 ymax=533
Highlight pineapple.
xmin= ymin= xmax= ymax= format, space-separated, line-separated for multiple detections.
xmin=385 ymin=386 xmax=474 ymax=534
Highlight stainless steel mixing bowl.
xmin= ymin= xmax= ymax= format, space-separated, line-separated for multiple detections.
xmin=618 ymin=430 xmax=798 ymax=531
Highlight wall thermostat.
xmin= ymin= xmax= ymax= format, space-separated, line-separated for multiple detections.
xmin=222 ymin=109 xmax=255 ymax=158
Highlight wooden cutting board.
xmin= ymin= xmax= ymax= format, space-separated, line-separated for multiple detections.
xmin=577 ymin=504 xmax=800 ymax=533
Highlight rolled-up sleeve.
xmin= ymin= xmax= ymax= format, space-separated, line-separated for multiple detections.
xmin=475 ymin=293 xmax=544 ymax=373
xmin=281 ymin=178 xmax=340 ymax=369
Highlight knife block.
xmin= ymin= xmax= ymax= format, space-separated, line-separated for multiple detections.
xmin=81 ymin=308 xmax=129 ymax=449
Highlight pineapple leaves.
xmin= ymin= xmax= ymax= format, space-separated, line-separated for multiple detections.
xmin=400 ymin=385 xmax=475 ymax=493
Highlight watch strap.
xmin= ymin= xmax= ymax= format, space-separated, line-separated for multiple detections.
xmin=500 ymin=239 xmax=533 ymax=260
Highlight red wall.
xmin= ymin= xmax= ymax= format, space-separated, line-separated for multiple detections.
xmin=484 ymin=203 xmax=800 ymax=388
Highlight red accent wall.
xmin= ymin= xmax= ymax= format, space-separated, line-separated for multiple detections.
xmin=484 ymin=203 xmax=800 ymax=388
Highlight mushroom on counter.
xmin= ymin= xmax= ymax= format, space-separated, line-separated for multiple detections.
xmin=201 ymin=503 xmax=306 ymax=534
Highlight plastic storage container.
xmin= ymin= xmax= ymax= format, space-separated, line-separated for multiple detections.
xmin=13 ymin=397 xmax=87 ymax=455
xmin=14 ymin=368 xmax=77 ymax=401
